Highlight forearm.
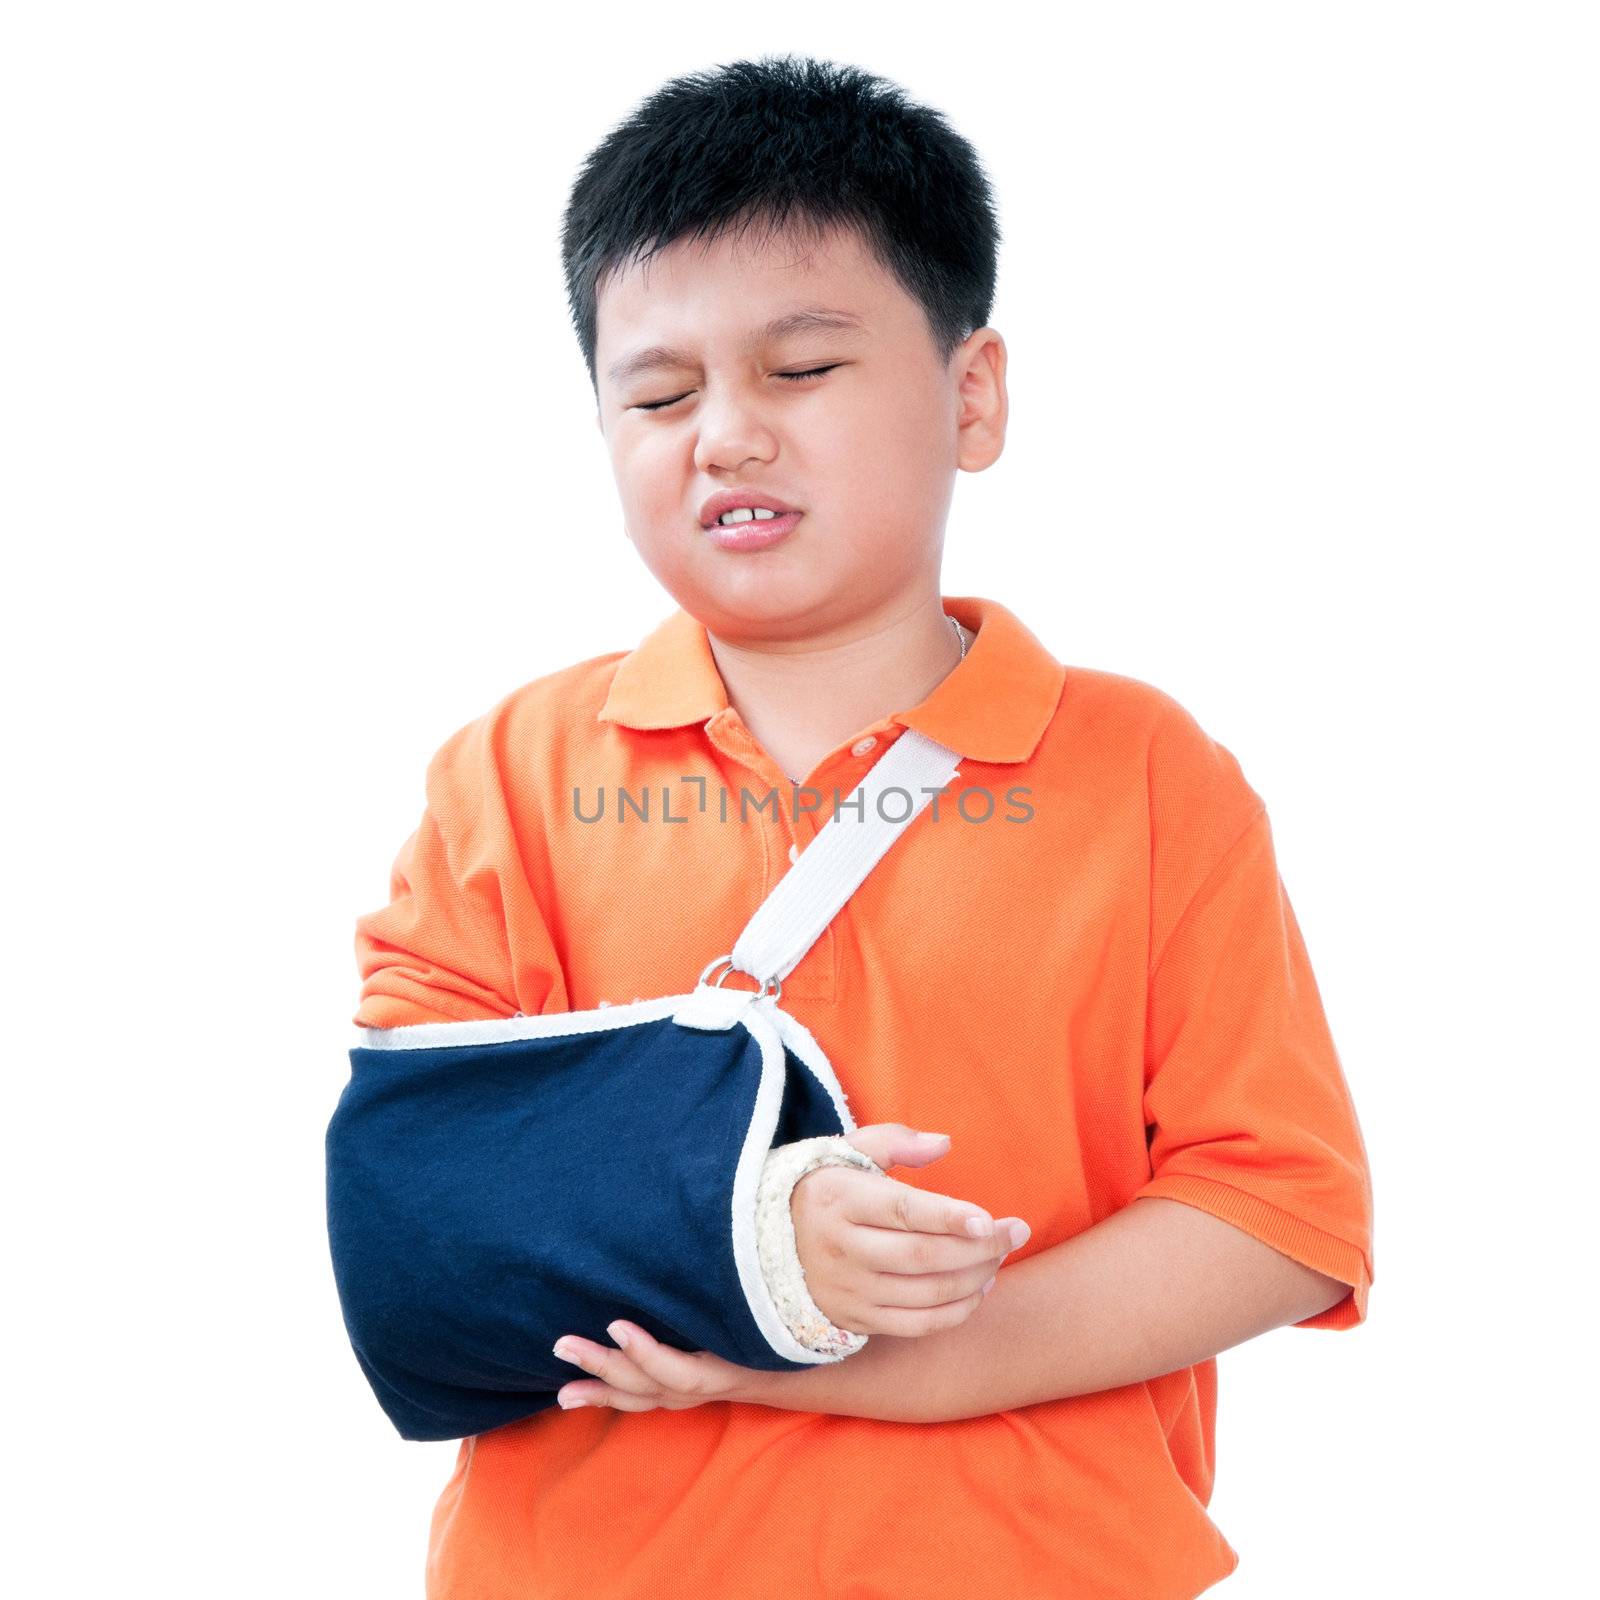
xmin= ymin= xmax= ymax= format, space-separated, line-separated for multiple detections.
xmin=736 ymin=1195 xmax=1351 ymax=1424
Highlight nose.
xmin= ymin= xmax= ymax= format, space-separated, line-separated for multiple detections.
xmin=693 ymin=385 xmax=779 ymax=477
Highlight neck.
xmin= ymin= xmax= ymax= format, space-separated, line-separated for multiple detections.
xmin=706 ymin=594 xmax=968 ymax=786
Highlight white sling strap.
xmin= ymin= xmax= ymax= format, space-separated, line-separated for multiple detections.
xmin=715 ymin=727 xmax=963 ymax=988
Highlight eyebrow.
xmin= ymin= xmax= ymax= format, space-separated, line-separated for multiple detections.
xmin=605 ymin=307 xmax=867 ymax=387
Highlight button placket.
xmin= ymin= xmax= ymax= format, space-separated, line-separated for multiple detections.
xmin=703 ymin=711 xmax=835 ymax=1001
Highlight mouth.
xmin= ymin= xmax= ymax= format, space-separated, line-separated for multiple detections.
xmin=704 ymin=510 xmax=803 ymax=551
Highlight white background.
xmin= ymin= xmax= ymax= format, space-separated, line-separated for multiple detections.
xmin=5 ymin=3 xmax=1594 ymax=1594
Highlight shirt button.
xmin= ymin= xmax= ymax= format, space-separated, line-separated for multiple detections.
xmin=851 ymin=737 xmax=877 ymax=757
xmin=788 ymin=842 xmax=799 ymax=864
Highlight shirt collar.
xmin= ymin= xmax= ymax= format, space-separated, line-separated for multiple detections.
xmin=596 ymin=594 xmax=1065 ymax=765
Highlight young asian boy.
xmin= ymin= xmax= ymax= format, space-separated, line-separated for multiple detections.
xmin=338 ymin=53 xmax=1375 ymax=1600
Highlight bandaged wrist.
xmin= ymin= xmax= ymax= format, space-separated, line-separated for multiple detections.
xmin=755 ymin=1135 xmax=883 ymax=1360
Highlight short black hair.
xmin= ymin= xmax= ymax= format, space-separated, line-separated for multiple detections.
xmin=561 ymin=53 xmax=1002 ymax=396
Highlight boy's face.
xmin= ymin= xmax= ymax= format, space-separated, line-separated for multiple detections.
xmin=593 ymin=221 xmax=1005 ymax=641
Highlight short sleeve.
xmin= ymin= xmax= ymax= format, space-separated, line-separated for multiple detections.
xmin=1133 ymin=806 xmax=1375 ymax=1330
xmin=352 ymin=713 xmax=566 ymax=1028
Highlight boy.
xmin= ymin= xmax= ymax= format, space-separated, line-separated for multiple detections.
xmin=341 ymin=54 xmax=1374 ymax=1599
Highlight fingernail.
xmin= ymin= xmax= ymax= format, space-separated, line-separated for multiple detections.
xmin=920 ymin=1131 xmax=951 ymax=1145
xmin=966 ymin=1214 xmax=994 ymax=1238
xmin=607 ymin=1321 xmax=630 ymax=1348
xmin=1009 ymin=1221 xmax=1031 ymax=1250
xmin=982 ymin=1275 xmax=997 ymax=1296
xmin=557 ymin=1391 xmax=583 ymax=1409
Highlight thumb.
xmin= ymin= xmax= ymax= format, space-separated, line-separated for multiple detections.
xmin=842 ymin=1122 xmax=952 ymax=1172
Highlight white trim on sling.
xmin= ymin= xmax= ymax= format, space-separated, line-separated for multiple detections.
xmin=722 ymin=726 xmax=962 ymax=987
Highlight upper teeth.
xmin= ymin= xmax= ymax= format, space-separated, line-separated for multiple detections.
xmin=718 ymin=507 xmax=780 ymax=525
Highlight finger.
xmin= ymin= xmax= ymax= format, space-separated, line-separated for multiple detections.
xmin=835 ymin=1169 xmax=995 ymax=1240
xmin=553 ymin=1333 xmax=659 ymax=1400
xmin=557 ymin=1379 xmax=645 ymax=1411
xmin=856 ymin=1285 xmax=989 ymax=1338
xmin=852 ymin=1250 xmax=1003 ymax=1310
xmin=841 ymin=1214 xmax=1025 ymax=1277
xmin=602 ymin=1322 xmax=717 ymax=1402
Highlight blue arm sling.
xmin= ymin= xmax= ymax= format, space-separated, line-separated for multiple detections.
xmin=325 ymin=728 xmax=963 ymax=1440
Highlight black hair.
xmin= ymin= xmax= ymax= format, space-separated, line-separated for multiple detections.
xmin=561 ymin=53 xmax=1001 ymax=396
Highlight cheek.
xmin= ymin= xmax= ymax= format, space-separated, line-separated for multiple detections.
xmin=611 ymin=431 xmax=677 ymax=509
xmin=622 ymin=499 xmax=704 ymax=590
xmin=885 ymin=388 xmax=953 ymax=473
xmin=821 ymin=388 xmax=945 ymax=509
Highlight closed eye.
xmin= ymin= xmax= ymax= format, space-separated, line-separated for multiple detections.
xmin=633 ymin=365 xmax=843 ymax=413
xmin=774 ymin=364 xmax=842 ymax=385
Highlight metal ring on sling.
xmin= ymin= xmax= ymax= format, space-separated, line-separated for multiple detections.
xmin=697 ymin=954 xmax=782 ymax=1003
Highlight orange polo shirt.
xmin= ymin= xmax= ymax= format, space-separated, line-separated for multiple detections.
xmin=350 ymin=593 xmax=1375 ymax=1600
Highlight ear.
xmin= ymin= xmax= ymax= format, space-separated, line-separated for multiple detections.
xmin=954 ymin=328 xmax=1008 ymax=475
